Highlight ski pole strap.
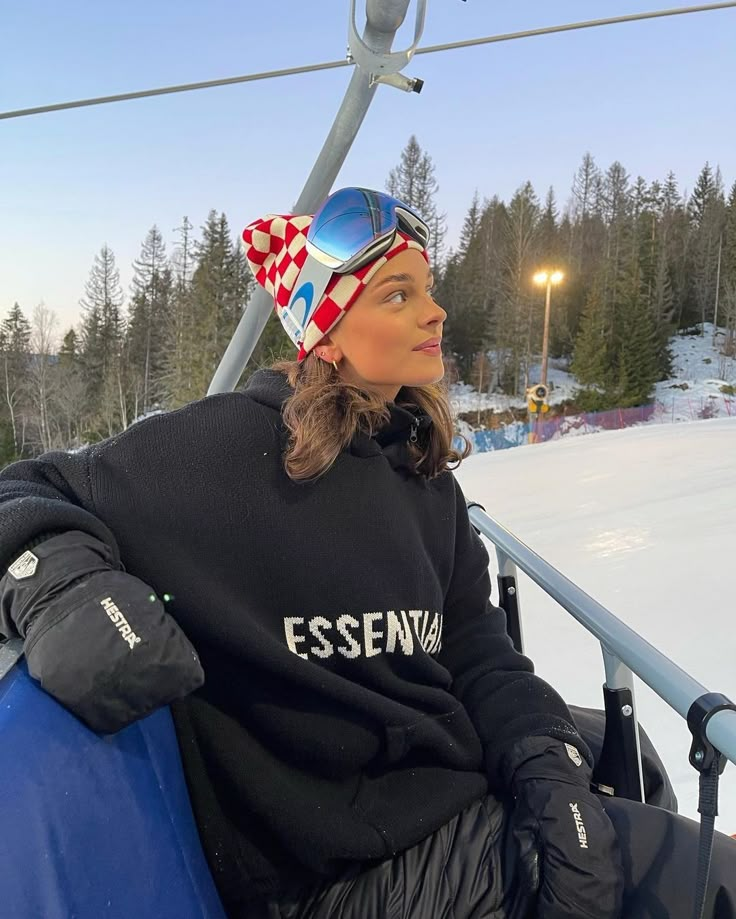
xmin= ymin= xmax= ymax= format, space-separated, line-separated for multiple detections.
xmin=686 ymin=692 xmax=736 ymax=919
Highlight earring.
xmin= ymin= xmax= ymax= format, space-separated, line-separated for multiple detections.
xmin=319 ymin=350 xmax=339 ymax=373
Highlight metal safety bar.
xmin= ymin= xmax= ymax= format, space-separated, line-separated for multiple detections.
xmin=467 ymin=503 xmax=736 ymax=779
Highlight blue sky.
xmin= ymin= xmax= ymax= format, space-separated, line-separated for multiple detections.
xmin=2 ymin=1 xmax=735 ymax=333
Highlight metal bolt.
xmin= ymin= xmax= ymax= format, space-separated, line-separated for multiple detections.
xmin=621 ymin=704 xmax=633 ymax=717
xmin=507 ymin=587 xmax=516 ymax=596
xmin=694 ymin=750 xmax=704 ymax=763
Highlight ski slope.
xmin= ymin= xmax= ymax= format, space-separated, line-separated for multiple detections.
xmin=454 ymin=415 xmax=736 ymax=830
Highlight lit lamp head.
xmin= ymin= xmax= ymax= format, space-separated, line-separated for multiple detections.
xmin=533 ymin=270 xmax=564 ymax=285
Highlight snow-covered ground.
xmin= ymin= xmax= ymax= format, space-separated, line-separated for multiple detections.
xmin=449 ymin=359 xmax=577 ymax=417
xmin=450 ymin=323 xmax=736 ymax=426
xmin=455 ymin=416 xmax=736 ymax=831
xmin=654 ymin=325 xmax=736 ymax=422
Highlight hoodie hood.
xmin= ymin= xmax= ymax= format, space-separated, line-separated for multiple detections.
xmin=243 ymin=369 xmax=432 ymax=473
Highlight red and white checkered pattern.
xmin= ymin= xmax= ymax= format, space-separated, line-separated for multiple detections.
xmin=242 ymin=212 xmax=427 ymax=361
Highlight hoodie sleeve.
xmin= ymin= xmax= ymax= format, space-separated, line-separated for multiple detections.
xmin=437 ymin=475 xmax=590 ymax=791
xmin=0 ymin=448 xmax=121 ymax=578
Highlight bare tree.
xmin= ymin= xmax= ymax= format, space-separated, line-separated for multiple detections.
xmin=0 ymin=303 xmax=32 ymax=458
xmin=26 ymin=303 xmax=59 ymax=453
xmin=55 ymin=366 xmax=87 ymax=449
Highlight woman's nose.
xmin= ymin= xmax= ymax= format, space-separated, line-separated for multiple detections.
xmin=426 ymin=297 xmax=447 ymax=325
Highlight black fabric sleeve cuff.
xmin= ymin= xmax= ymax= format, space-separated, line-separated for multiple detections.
xmin=500 ymin=734 xmax=594 ymax=793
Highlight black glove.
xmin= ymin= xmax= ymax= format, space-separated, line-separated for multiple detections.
xmin=0 ymin=530 xmax=204 ymax=733
xmin=506 ymin=736 xmax=623 ymax=919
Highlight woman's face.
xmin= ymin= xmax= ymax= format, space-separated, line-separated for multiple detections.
xmin=319 ymin=249 xmax=447 ymax=402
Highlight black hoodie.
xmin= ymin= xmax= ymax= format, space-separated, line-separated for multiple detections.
xmin=0 ymin=370 xmax=585 ymax=912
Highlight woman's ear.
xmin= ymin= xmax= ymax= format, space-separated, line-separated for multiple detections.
xmin=314 ymin=336 xmax=342 ymax=365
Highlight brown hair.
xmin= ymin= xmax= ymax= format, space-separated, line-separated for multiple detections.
xmin=270 ymin=353 xmax=471 ymax=483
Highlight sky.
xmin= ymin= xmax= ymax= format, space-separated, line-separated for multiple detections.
xmin=455 ymin=415 xmax=736 ymax=830
xmin=2 ymin=0 xmax=736 ymax=335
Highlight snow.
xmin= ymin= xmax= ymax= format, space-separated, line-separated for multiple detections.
xmin=449 ymin=323 xmax=736 ymax=428
xmin=454 ymin=415 xmax=736 ymax=831
xmin=654 ymin=325 xmax=736 ymax=423
xmin=449 ymin=359 xmax=577 ymax=417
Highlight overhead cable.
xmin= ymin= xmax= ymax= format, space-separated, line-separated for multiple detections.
xmin=1 ymin=2 xmax=735 ymax=121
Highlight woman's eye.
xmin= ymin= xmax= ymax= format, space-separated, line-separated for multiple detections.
xmin=427 ymin=288 xmax=436 ymax=300
xmin=387 ymin=290 xmax=407 ymax=304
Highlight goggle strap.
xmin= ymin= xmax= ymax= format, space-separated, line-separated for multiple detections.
xmin=340 ymin=232 xmax=396 ymax=274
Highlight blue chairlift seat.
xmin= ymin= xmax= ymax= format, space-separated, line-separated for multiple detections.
xmin=0 ymin=647 xmax=226 ymax=919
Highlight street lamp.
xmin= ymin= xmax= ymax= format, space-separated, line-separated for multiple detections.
xmin=533 ymin=269 xmax=564 ymax=388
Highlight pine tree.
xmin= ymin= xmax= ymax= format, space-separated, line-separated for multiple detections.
xmin=723 ymin=181 xmax=736 ymax=286
xmin=663 ymin=172 xmax=680 ymax=213
xmin=126 ymin=225 xmax=172 ymax=416
xmin=657 ymin=172 xmax=692 ymax=328
xmin=387 ymin=135 xmax=446 ymax=266
xmin=79 ymin=245 xmax=125 ymax=436
xmin=1 ymin=302 xmax=32 ymax=349
xmin=571 ymin=280 xmax=613 ymax=410
xmin=499 ymin=182 xmax=541 ymax=394
xmin=721 ymin=182 xmax=736 ymax=353
xmin=689 ymin=163 xmax=716 ymax=227
xmin=614 ymin=263 xmax=661 ymax=406
xmin=651 ymin=249 xmax=676 ymax=360
xmin=539 ymin=187 xmax=559 ymax=258
xmin=58 ymin=328 xmax=79 ymax=370
xmin=631 ymin=176 xmax=649 ymax=220
xmin=183 ymin=212 xmax=252 ymax=399
xmin=687 ymin=163 xmax=726 ymax=330
xmin=600 ymin=161 xmax=633 ymax=311
xmin=567 ymin=154 xmax=606 ymax=348
xmin=56 ymin=328 xmax=86 ymax=448
xmin=439 ymin=194 xmax=486 ymax=380
xmin=634 ymin=180 xmax=658 ymax=309
xmin=571 ymin=153 xmax=600 ymax=223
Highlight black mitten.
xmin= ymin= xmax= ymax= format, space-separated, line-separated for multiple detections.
xmin=0 ymin=530 xmax=204 ymax=733
xmin=505 ymin=737 xmax=623 ymax=919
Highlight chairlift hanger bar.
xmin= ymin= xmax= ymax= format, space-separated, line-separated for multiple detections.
xmin=1 ymin=2 xmax=735 ymax=121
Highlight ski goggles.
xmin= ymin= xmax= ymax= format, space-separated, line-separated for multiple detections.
xmin=280 ymin=187 xmax=430 ymax=346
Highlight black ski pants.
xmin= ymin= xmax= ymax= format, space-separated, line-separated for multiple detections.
xmin=265 ymin=710 xmax=735 ymax=919
xmin=270 ymin=793 xmax=736 ymax=919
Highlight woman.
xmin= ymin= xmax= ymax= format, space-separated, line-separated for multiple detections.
xmin=0 ymin=188 xmax=734 ymax=919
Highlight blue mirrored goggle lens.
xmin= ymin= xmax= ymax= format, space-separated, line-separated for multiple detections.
xmin=308 ymin=188 xmax=424 ymax=267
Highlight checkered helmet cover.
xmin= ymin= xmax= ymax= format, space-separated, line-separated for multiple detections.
xmin=242 ymin=212 xmax=427 ymax=361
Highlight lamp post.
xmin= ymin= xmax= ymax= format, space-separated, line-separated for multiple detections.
xmin=533 ymin=269 xmax=564 ymax=388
